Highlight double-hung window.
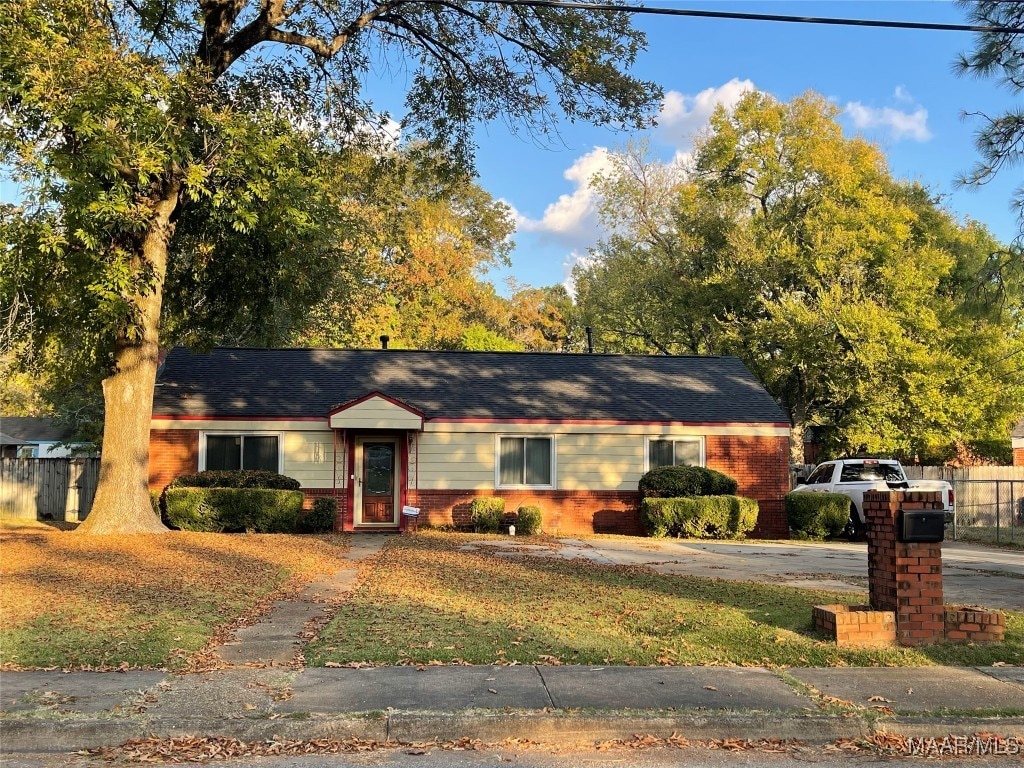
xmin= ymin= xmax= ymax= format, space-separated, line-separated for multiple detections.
xmin=497 ymin=436 xmax=554 ymax=488
xmin=203 ymin=433 xmax=281 ymax=472
xmin=647 ymin=437 xmax=703 ymax=470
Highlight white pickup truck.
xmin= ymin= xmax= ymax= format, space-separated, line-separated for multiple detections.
xmin=792 ymin=458 xmax=954 ymax=538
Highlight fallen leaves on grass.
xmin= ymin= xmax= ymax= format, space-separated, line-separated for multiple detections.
xmin=596 ymin=734 xmax=799 ymax=752
xmin=1 ymin=527 xmax=349 ymax=670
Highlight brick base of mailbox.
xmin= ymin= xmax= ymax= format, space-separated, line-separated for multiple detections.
xmin=864 ymin=490 xmax=946 ymax=646
xmin=811 ymin=490 xmax=1007 ymax=649
xmin=812 ymin=604 xmax=896 ymax=648
xmin=944 ymin=607 xmax=1006 ymax=644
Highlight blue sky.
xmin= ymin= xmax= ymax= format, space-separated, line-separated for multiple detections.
xmin=466 ymin=1 xmax=1021 ymax=292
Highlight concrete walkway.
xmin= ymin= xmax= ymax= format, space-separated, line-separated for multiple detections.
xmin=215 ymin=535 xmax=390 ymax=667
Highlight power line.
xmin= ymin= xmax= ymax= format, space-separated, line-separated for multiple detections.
xmin=464 ymin=1 xmax=1024 ymax=34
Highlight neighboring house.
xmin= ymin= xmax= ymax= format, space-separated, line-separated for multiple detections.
xmin=150 ymin=347 xmax=792 ymax=536
xmin=1013 ymin=420 xmax=1024 ymax=466
xmin=0 ymin=417 xmax=93 ymax=458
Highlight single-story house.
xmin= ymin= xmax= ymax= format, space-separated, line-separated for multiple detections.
xmin=0 ymin=416 xmax=93 ymax=458
xmin=150 ymin=347 xmax=791 ymax=536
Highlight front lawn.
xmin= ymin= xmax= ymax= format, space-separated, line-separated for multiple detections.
xmin=0 ymin=523 xmax=349 ymax=670
xmin=306 ymin=532 xmax=1024 ymax=668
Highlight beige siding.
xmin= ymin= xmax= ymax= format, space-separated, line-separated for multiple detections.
xmin=282 ymin=431 xmax=336 ymax=488
xmin=329 ymin=398 xmax=422 ymax=430
xmin=416 ymin=431 xmax=493 ymax=490
xmin=557 ymin=433 xmax=646 ymax=491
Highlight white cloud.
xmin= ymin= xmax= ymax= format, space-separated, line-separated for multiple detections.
xmin=657 ymin=78 xmax=755 ymax=150
xmin=844 ymin=101 xmax=932 ymax=142
xmin=893 ymin=85 xmax=912 ymax=103
xmin=516 ymin=146 xmax=613 ymax=245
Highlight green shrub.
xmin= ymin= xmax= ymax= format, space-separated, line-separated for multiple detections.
xmin=785 ymin=492 xmax=850 ymax=540
xmin=164 ymin=488 xmax=303 ymax=533
xmin=470 ymin=497 xmax=505 ymax=533
xmin=638 ymin=465 xmax=738 ymax=499
xmin=149 ymin=490 xmax=162 ymax=515
xmin=642 ymin=495 xmax=758 ymax=539
xmin=299 ymin=497 xmax=337 ymax=533
xmin=167 ymin=470 xmax=300 ymax=491
xmin=515 ymin=505 xmax=543 ymax=535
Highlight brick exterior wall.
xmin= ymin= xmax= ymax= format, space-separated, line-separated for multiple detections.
xmin=864 ymin=490 xmax=945 ymax=646
xmin=148 ymin=430 xmax=199 ymax=490
xmin=706 ymin=434 xmax=790 ymax=538
xmin=408 ymin=489 xmax=642 ymax=536
xmin=148 ymin=428 xmax=789 ymax=537
xmin=1014 ymin=447 xmax=1024 ymax=466
xmin=944 ymin=607 xmax=1006 ymax=644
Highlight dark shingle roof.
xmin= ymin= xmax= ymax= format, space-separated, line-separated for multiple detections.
xmin=0 ymin=416 xmax=75 ymax=442
xmin=153 ymin=347 xmax=788 ymax=424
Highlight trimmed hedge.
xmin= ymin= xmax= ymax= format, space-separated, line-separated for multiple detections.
xmin=299 ymin=497 xmax=337 ymax=533
xmin=164 ymin=487 xmax=303 ymax=533
xmin=515 ymin=505 xmax=543 ymax=536
xmin=641 ymin=495 xmax=758 ymax=539
xmin=166 ymin=470 xmax=300 ymax=491
xmin=785 ymin=492 xmax=850 ymax=540
xmin=470 ymin=497 xmax=505 ymax=533
xmin=638 ymin=466 xmax=738 ymax=499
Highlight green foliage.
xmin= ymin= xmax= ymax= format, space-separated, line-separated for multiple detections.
xmin=785 ymin=493 xmax=851 ymax=540
xmin=299 ymin=498 xmax=337 ymax=534
xmin=638 ymin=466 xmax=738 ymax=499
xmin=515 ymin=505 xmax=543 ymax=536
xmin=470 ymin=497 xmax=505 ymax=533
xmin=576 ymin=94 xmax=1024 ymax=462
xmin=641 ymin=496 xmax=757 ymax=539
xmin=163 ymin=488 xmax=302 ymax=533
xmin=166 ymin=470 xmax=300 ymax=491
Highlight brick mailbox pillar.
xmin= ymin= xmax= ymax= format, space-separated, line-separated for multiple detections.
xmin=863 ymin=490 xmax=945 ymax=646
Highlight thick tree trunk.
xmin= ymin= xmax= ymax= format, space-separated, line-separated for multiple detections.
xmin=77 ymin=186 xmax=180 ymax=534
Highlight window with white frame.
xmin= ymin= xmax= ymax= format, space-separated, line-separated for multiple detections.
xmin=202 ymin=433 xmax=281 ymax=472
xmin=647 ymin=437 xmax=703 ymax=470
xmin=497 ymin=436 xmax=554 ymax=488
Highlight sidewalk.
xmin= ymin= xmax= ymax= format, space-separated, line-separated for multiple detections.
xmin=2 ymin=664 xmax=1022 ymax=753
xmin=2 ymin=534 xmax=1022 ymax=755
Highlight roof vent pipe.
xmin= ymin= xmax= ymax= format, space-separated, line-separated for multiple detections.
xmin=380 ymin=335 xmax=389 ymax=350
xmin=585 ymin=326 xmax=593 ymax=354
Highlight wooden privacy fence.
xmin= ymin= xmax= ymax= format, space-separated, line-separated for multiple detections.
xmin=0 ymin=458 xmax=100 ymax=521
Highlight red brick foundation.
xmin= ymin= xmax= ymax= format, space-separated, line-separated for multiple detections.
xmin=408 ymin=489 xmax=642 ymax=536
xmin=864 ymin=490 xmax=945 ymax=646
xmin=812 ymin=604 xmax=896 ymax=648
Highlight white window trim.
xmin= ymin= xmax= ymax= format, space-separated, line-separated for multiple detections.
xmin=644 ymin=436 xmax=705 ymax=472
xmin=494 ymin=434 xmax=557 ymax=490
xmin=199 ymin=431 xmax=284 ymax=474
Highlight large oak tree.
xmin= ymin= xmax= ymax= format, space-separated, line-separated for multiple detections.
xmin=1 ymin=0 xmax=660 ymax=533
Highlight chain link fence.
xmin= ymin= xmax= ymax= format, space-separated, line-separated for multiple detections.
xmin=948 ymin=479 xmax=1024 ymax=546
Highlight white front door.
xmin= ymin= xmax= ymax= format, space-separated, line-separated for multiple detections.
xmin=354 ymin=437 xmax=400 ymax=526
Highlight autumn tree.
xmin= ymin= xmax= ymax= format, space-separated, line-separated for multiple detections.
xmin=1 ymin=0 xmax=660 ymax=533
xmin=576 ymin=92 xmax=1024 ymax=462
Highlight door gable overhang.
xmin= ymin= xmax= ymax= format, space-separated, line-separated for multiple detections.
xmin=328 ymin=392 xmax=424 ymax=431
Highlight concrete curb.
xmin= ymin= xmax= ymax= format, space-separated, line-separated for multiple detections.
xmin=12 ymin=710 xmax=1024 ymax=754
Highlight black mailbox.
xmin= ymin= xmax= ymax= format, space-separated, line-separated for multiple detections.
xmin=899 ymin=510 xmax=945 ymax=543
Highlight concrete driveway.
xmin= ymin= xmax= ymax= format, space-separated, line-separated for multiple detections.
xmin=533 ymin=538 xmax=1024 ymax=612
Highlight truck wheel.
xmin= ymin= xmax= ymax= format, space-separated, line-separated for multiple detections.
xmin=845 ymin=505 xmax=866 ymax=541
